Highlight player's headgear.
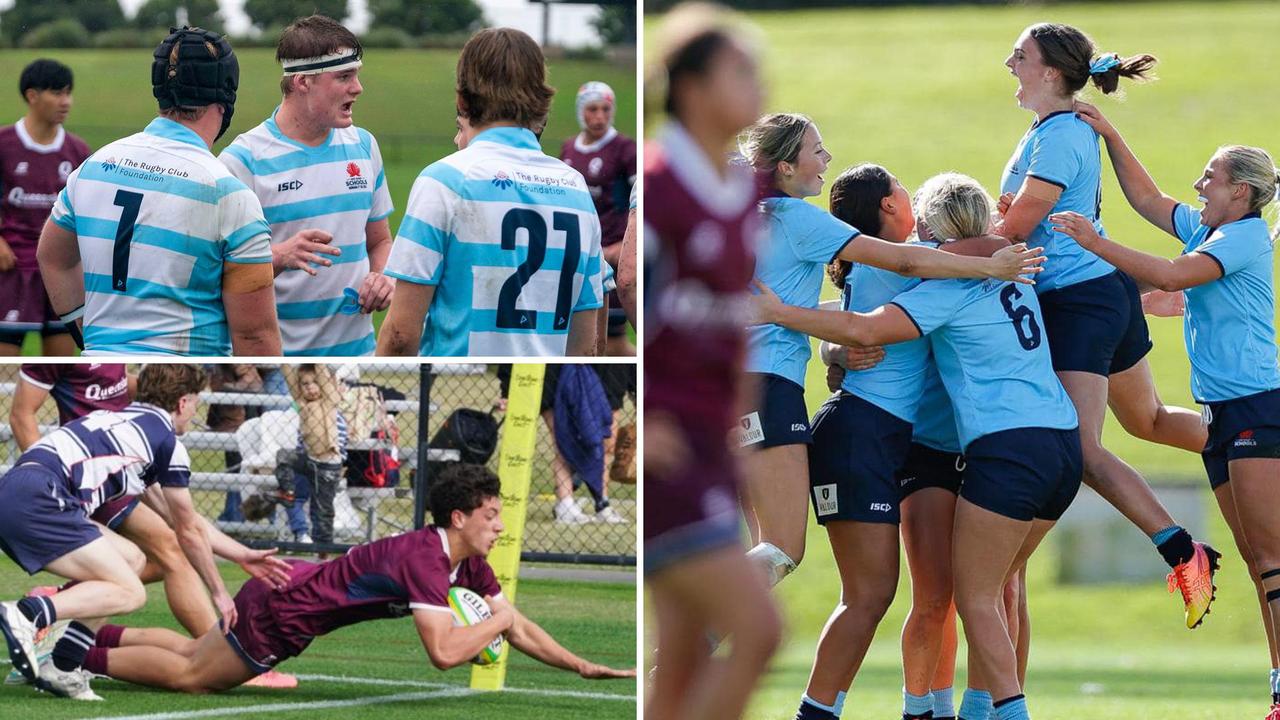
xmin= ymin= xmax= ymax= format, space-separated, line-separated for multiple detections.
xmin=575 ymin=81 xmax=615 ymax=130
xmin=152 ymin=26 xmax=239 ymax=141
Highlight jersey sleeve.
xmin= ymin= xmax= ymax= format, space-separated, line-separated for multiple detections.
xmin=1025 ymin=124 xmax=1082 ymax=190
xmin=887 ymin=280 xmax=961 ymax=336
xmin=18 ymin=363 xmax=60 ymax=390
xmin=402 ymin=553 xmax=453 ymax=614
xmin=216 ymin=177 xmax=273 ymax=264
xmin=1196 ymin=224 xmax=1268 ymax=278
xmin=460 ymin=557 xmax=502 ymax=598
xmin=384 ymin=162 xmax=460 ymax=286
xmin=365 ymin=131 xmax=394 ymax=222
xmin=1171 ymin=203 xmax=1202 ymax=246
xmin=49 ymin=164 xmax=81 ymax=232
xmin=154 ymin=436 xmax=192 ymax=488
xmin=574 ymin=212 xmax=606 ymax=312
xmin=790 ymin=202 xmax=859 ymax=264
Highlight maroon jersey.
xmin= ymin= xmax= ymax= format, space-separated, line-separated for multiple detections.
xmin=266 ymin=527 xmax=501 ymax=656
xmin=643 ymin=123 xmax=760 ymax=433
xmin=19 ymin=363 xmax=129 ymax=426
xmin=560 ymin=128 xmax=636 ymax=246
xmin=0 ymin=121 xmax=91 ymax=268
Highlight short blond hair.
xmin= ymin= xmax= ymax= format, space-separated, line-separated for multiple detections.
xmin=1215 ymin=145 xmax=1280 ymax=215
xmin=914 ymin=172 xmax=993 ymax=241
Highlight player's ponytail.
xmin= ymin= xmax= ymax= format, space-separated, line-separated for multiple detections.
xmin=826 ymin=164 xmax=894 ymax=289
xmin=1028 ymin=23 xmax=1157 ymax=97
xmin=738 ymin=112 xmax=812 ymax=187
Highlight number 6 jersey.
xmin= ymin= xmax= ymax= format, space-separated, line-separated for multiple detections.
xmin=384 ymin=127 xmax=605 ymax=356
xmin=49 ymin=117 xmax=273 ymax=356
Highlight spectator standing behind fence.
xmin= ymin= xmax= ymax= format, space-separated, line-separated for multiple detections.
xmin=277 ymin=365 xmax=348 ymax=555
xmin=208 ymin=365 xmax=265 ymax=525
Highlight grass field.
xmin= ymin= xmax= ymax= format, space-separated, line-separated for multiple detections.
xmin=0 ymin=560 xmax=637 ymax=719
xmin=642 ymin=1 xmax=1279 ymax=717
xmin=0 ymin=46 xmax=636 ymax=356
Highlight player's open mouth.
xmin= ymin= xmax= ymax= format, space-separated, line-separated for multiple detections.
xmin=1197 ymin=195 xmax=1209 ymax=205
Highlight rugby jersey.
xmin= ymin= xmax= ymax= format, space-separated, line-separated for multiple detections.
xmin=220 ymin=111 xmax=394 ymax=356
xmin=385 ymin=126 xmax=605 ymax=356
xmin=49 ymin=117 xmax=272 ymax=355
xmin=19 ymin=402 xmax=190 ymax=517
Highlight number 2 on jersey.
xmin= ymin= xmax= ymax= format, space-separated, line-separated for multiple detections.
xmin=111 ymin=189 xmax=143 ymax=292
xmin=496 ymin=209 xmax=582 ymax=331
xmin=999 ymin=284 xmax=1042 ymax=350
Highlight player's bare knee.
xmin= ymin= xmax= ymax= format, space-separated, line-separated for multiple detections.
xmin=848 ymin=575 xmax=897 ymax=620
xmin=911 ymin=594 xmax=953 ymax=625
xmin=118 ymin=577 xmax=148 ymax=612
xmin=146 ymin=528 xmax=187 ymax=572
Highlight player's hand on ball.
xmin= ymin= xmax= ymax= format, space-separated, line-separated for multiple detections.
xmin=748 ymin=279 xmax=784 ymax=324
xmin=239 ymin=548 xmax=293 ymax=589
xmin=1049 ymin=212 xmax=1101 ymax=250
xmin=992 ymin=243 xmax=1045 ymax=285
xmin=1142 ymin=289 xmax=1186 ymax=317
xmin=0 ymin=238 xmax=15 ymax=271
xmin=357 ymin=271 xmax=394 ymax=313
xmin=490 ymin=602 xmax=516 ymax=632
xmin=214 ymin=590 xmax=238 ymax=628
xmin=275 ymin=229 xmax=339 ymax=276
xmin=577 ymin=661 xmax=637 ymax=679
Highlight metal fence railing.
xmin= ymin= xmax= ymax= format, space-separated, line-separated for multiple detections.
xmin=0 ymin=363 xmax=635 ymax=566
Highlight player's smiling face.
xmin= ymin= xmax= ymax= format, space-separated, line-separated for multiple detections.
xmin=1194 ymin=154 xmax=1248 ymax=227
xmin=27 ymin=87 xmax=72 ymax=125
xmin=459 ymin=496 xmax=505 ymax=556
xmin=780 ymin=123 xmax=831 ymax=199
xmin=1005 ymin=30 xmax=1057 ymax=109
xmin=310 ymin=66 xmax=362 ymax=129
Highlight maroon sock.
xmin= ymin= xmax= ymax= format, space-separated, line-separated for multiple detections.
xmin=82 ymin=647 xmax=109 ymax=677
xmin=94 ymin=624 xmax=126 ymax=649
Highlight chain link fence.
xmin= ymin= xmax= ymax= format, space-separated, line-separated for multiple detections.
xmin=0 ymin=363 xmax=635 ymax=566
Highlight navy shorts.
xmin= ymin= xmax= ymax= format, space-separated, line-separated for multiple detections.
xmin=1201 ymin=388 xmax=1280 ymax=490
xmin=90 ymin=494 xmax=141 ymax=531
xmin=808 ymin=392 xmax=913 ymax=525
xmin=897 ymin=442 xmax=965 ymax=498
xmin=607 ymin=300 xmax=629 ymax=337
xmin=0 ymin=464 xmax=102 ymax=574
xmin=960 ymin=427 xmax=1083 ymax=522
xmin=741 ymin=373 xmax=811 ymax=449
xmin=1037 ymin=270 xmax=1152 ymax=376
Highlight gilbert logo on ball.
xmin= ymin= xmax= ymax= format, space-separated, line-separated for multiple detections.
xmin=447 ymin=587 xmax=504 ymax=665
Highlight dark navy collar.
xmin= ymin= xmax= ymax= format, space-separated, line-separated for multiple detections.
xmin=1032 ymin=109 xmax=1074 ymax=129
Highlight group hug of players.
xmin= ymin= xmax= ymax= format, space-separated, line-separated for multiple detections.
xmin=1 ymin=15 xmax=637 ymax=359
xmin=644 ymin=6 xmax=1280 ymax=720
xmin=0 ymin=363 xmax=634 ymax=701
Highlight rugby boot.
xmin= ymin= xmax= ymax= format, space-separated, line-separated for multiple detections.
xmin=1167 ymin=542 xmax=1221 ymax=629
xmin=0 ymin=601 xmax=40 ymax=684
xmin=35 ymin=656 xmax=101 ymax=701
xmin=244 ymin=669 xmax=299 ymax=688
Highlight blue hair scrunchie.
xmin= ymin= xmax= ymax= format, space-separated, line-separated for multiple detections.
xmin=1090 ymin=54 xmax=1121 ymax=75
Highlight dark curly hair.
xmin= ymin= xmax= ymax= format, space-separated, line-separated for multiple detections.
xmin=430 ymin=463 xmax=502 ymax=526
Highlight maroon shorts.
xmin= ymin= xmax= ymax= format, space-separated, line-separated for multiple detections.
xmin=224 ymin=565 xmax=316 ymax=675
xmin=90 ymin=495 xmax=140 ymax=531
xmin=0 ymin=266 xmax=66 ymax=340
xmin=643 ymin=419 xmax=743 ymax=577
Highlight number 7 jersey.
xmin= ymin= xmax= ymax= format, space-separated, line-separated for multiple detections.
xmin=384 ymin=127 xmax=605 ymax=356
xmin=49 ymin=118 xmax=273 ymax=356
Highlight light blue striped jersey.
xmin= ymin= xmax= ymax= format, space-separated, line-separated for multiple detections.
xmin=838 ymin=243 xmax=928 ymax=423
xmin=1173 ymin=204 xmax=1280 ymax=402
xmin=891 ymin=277 xmax=1077 ymax=449
xmin=219 ymin=111 xmax=393 ymax=356
xmin=49 ymin=118 xmax=272 ymax=355
xmin=747 ymin=196 xmax=859 ymax=385
xmin=385 ymin=127 xmax=605 ymax=356
xmin=1000 ymin=111 xmax=1113 ymax=292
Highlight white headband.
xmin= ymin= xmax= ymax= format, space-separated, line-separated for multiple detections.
xmin=281 ymin=49 xmax=362 ymax=76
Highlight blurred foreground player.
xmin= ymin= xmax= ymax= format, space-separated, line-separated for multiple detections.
xmin=643 ymin=5 xmax=780 ymax=720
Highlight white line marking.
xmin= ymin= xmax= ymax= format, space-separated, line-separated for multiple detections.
xmin=294 ymin=673 xmax=635 ymax=701
xmin=77 ymin=688 xmax=470 ymax=720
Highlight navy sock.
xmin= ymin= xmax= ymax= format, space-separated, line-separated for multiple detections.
xmin=796 ymin=695 xmax=839 ymax=720
xmin=15 ymin=596 xmax=55 ymax=630
xmin=1153 ymin=526 xmax=1194 ymax=568
xmin=52 ymin=621 xmax=95 ymax=672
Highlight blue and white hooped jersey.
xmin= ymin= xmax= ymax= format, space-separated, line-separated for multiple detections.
xmin=838 ymin=243 xmax=928 ymax=423
xmin=911 ymin=362 xmax=961 ymax=454
xmin=49 ymin=118 xmax=272 ymax=356
xmin=384 ymin=127 xmax=605 ymax=356
xmin=19 ymin=402 xmax=191 ymax=517
xmin=220 ymin=112 xmax=394 ymax=356
xmin=1173 ymin=204 xmax=1280 ymax=402
xmin=747 ymin=196 xmax=859 ymax=386
xmin=891 ymin=277 xmax=1077 ymax=449
xmin=1000 ymin=111 xmax=1113 ymax=292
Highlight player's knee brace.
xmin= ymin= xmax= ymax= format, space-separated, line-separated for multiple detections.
xmin=747 ymin=541 xmax=798 ymax=588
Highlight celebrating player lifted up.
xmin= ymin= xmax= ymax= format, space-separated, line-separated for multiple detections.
xmin=38 ymin=464 xmax=633 ymax=696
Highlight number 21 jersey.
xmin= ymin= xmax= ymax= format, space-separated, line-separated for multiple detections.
xmin=384 ymin=127 xmax=605 ymax=356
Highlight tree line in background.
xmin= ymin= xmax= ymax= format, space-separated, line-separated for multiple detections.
xmin=0 ymin=0 xmax=504 ymax=49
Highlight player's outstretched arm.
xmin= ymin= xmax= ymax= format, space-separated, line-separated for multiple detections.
xmin=566 ymin=309 xmax=599 ymax=356
xmin=492 ymin=596 xmax=635 ymax=679
xmin=412 ymin=605 xmax=515 ymax=671
xmin=377 ymin=281 xmax=434 ymax=356
xmin=1050 ymin=211 xmax=1221 ymax=292
xmin=1072 ymin=101 xmax=1178 ymax=236
xmin=223 ymin=261 xmax=282 ymax=355
xmin=843 ymin=233 xmax=1044 ymax=284
xmin=161 ymin=485 xmax=238 ymax=627
xmin=35 ymin=219 xmax=87 ymax=340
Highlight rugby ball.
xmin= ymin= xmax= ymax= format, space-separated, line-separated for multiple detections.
xmin=447 ymin=587 xmax=505 ymax=665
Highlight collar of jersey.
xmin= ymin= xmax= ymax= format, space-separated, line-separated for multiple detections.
xmin=573 ymin=126 xmax=618 ymax=154
xmin=144 ymin=117 xmax=208 ymax=150
xmin=1031 ymin=109 xmax=1074 ymax=129
xmin=126 ymin=401 xmax=175 ymax=430
xmin=265 ymin=106 xmax=336 ymax=153
xmin=471 ymin=126 xmax=540 ymax=151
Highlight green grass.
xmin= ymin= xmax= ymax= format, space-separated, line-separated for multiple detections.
xmin=643 ymin=1 xmax=1278 ymax=717
xmin=0 ymin=47 xmax=635 ymax=356
xmin=0 ymin=561 xmax=637 ymax=718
